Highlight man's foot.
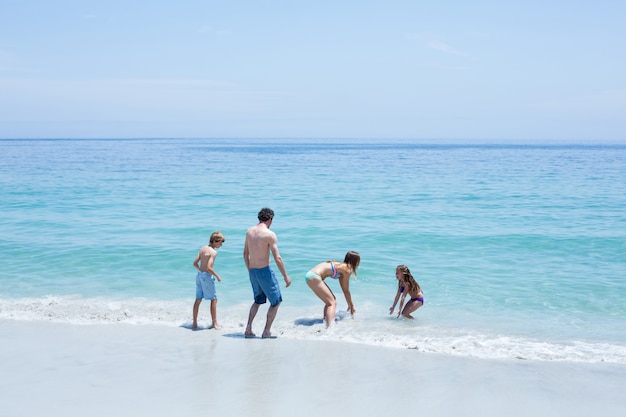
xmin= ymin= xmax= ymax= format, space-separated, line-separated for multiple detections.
xmin=244 ymin=331 xmax=256 ymax=338
xmin=192 ymin=322 xmax=198 ymax=330
xmin=211 ymin=323 xmax=222 ymax=329
xmin=261 ymin=332 xmax=277 ymax=339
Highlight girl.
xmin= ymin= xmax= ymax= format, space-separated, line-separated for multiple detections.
xmin=305 ymin=251 xmax=360 ymax=327
xmin=389 ymin=264 xmax=423 ymax=319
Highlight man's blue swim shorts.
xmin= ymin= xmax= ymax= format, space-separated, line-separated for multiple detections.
xmin=248 ymin=266 xmax=282 ymax=306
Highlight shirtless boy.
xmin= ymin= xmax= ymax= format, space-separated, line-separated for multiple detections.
xmin=192 ymin=231 xmax=225 ymax=329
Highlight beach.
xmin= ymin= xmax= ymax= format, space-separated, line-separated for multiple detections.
xmin=2 ymin=319 xmax=624 ymax=417
xmin=2 ymin=0 xmax=626 ymax=412
xmin=2 ymin=139 xmax=625 ymax=416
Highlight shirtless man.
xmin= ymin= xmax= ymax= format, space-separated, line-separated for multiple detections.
xmin=243 ymin=208 xmax=291 ymax=338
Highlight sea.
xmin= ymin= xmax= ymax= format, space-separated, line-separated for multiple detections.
xmin=1 ymin=138 xmax=625 ymax=364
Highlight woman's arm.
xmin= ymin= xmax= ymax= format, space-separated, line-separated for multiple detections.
xmin=339 ymin=274 xmax=355 ymax=315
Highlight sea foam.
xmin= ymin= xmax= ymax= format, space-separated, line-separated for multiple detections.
xmin=2 ymin=295 xmax=625 ymax=364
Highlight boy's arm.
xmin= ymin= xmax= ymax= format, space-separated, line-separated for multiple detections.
xmin=192 ymin=252 xmax=201 ymax=270
xmin=205 ymin=250 xmax=221 ymax=281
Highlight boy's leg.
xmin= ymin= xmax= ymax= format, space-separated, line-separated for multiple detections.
xmin=192 ymin=298 xmax=202 ymax=329
xmin=210 ymin=299 xmax=219 ymax=328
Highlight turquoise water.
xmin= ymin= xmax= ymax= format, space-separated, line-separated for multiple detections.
xmin=1 ymin=139 xmax=625 ymax=362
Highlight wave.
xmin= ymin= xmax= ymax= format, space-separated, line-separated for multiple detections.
xmin=2 ymin=296 xmax=625 ymax=365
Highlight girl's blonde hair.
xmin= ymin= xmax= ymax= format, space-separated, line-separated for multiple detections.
xmin=397 ymin=264 xmax=420 ymax=293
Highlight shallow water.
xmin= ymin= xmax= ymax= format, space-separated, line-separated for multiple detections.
xmin=1 ymin=138 xmax=625 ymax=362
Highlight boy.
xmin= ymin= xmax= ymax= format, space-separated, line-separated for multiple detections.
xmin=192 ymin=231 xmax=225 ymax=329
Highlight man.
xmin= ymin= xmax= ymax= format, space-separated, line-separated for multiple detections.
xmin=243 ymin=208 xmax=291 ymax=338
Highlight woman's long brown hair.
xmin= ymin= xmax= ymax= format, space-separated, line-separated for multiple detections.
xmin=343 ymin=251 xmax=360 ymax=276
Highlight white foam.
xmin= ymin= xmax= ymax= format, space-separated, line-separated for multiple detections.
xmin=0 ymin=295 xmax=188 ymax=325
xmin=2 ymin=296 xmax=625 ymax=364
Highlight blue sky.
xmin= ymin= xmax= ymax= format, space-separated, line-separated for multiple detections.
xmin=1 ymin=0 xmax=625 ymax=141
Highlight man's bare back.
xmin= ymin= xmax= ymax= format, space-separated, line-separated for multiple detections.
xmin=244 ymin=223 xmax=276 ymax=269
xmin=243 ymin=218 xmax=290 ymax=286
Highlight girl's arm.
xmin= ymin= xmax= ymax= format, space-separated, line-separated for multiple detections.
xmin=389 ymin=287 xmax=401 ymax=314
xmin=397 ymin=292 xmax=408 ymax=318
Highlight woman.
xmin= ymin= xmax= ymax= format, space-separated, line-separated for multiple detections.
xmin=389 ymin=264 xmax=423 ymax=319
xmin=305 ymin=251 xmax=360 ymax=327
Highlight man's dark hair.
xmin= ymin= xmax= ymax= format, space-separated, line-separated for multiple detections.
xmin=258 ymin=207 xmax=275 ymax=222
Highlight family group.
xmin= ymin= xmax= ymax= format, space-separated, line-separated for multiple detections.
xmin=191 ymin=208 xmax=424 ymax=337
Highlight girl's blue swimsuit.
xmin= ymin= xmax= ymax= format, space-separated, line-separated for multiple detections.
xmin=401 ymin=286 xmax=424 ymax=304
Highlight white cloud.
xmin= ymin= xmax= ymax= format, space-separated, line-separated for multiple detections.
xmin=0 ymin=50 xmax=12 ymax=66
xmin=534 ymin=89 xmax=626 ymax=118
xmin=0 ymin=77 xmax=275 ymax=122
xmin=197 ymin=25 xmax=231 ymax=36
xmin=0 ymin=50 xmax=38 ymax=74
xmin=407 ymin=33 xmax=470 ymax=58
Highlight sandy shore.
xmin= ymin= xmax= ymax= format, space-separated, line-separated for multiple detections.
xmin=1 ymin=319 xmax=625 ymax=417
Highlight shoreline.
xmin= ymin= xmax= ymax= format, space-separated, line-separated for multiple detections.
xmin=3 ymin=296 xmax=625 ymax=364
xmin=2 ymin=319 xmax=625 ymax=417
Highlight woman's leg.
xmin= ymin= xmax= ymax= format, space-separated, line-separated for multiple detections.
xmin=307 ymin=278 xmax=337 ymax=327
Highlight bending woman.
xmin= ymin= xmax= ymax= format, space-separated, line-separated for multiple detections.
xmin=305 ymin=251 xmax=360 ymax=327
xmin=389 ymin=264 xmax=423 ymax=319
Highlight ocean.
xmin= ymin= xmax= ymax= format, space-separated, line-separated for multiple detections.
xmin=1 ymin=138 xmax=625 ymax=363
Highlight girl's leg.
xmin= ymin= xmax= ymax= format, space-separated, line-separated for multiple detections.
xmin=307 ymin=278 xmax=337 ymax=327
xmin=401 ymin=300 xmax=423 ymax=319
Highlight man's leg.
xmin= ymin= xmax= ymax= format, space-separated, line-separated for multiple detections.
xmin=245 ymin=303 xmax=260 ymax=337
xmin=262 ymin=303 xmax=280 ymax=338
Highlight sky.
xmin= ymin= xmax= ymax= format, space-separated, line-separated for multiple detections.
xmin=1 ymin=0 xmax=625 ymax=141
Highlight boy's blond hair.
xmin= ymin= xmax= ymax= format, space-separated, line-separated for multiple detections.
xmin=209 ymin=231 xmax=225 ymax=244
